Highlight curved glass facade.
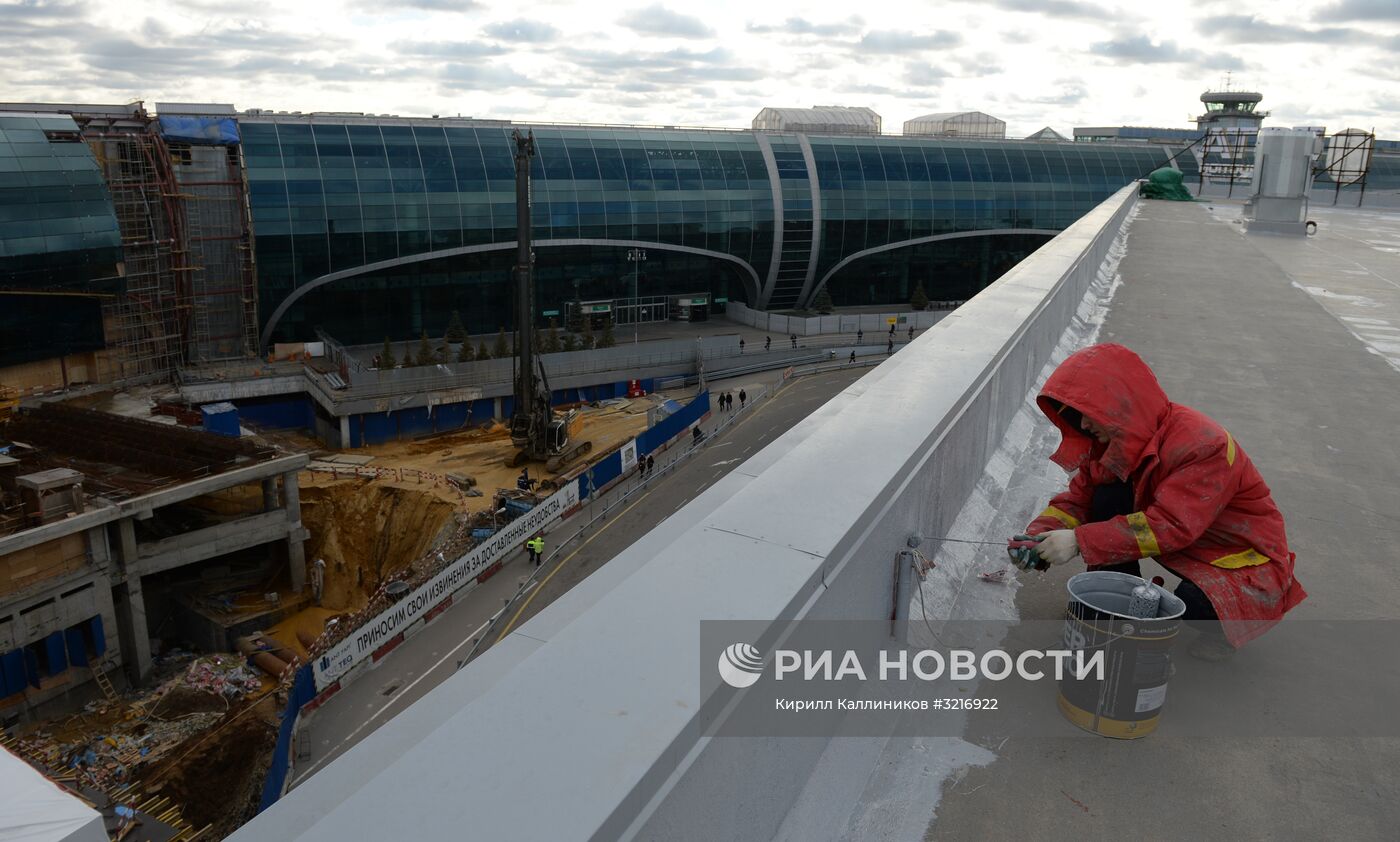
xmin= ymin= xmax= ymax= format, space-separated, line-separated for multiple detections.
xmin=0 ymin=113 xmax=122 ymax=367
xmin=241 ymin=117 xmax=1175 ymax=343
xmin=0 ymin=113 xmax=121 ymax=294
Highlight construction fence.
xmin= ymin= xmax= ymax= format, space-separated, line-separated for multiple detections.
xmin=258 ymin=663 xmax=315 ymax=813
xmin=724 ymin=302 xmax=960 ymax=335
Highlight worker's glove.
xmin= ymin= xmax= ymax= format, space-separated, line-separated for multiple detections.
xmin=1006 ymin=534 xmax=1046 ymax=570
xmin=1035 ymin=529 xmax=1080 ymax=566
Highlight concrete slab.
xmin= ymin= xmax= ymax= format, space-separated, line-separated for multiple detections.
xmin=927 ymin=200 xmax=1400 ymax=840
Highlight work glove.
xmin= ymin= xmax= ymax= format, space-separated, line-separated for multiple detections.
xmin=1006 ymin=534 xmax=1046 ymax=570
xmin=1035 ymin=529 xmax=1080 ymax=566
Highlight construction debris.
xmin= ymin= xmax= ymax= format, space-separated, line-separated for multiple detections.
xmin=181 ymin=655 xmax=263 ymax=699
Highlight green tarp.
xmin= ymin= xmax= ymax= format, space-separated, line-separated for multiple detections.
xmin=1140 ymin=166 xmax=1194 ymax=201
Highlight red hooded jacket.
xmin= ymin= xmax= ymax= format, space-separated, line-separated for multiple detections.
xmin=1025 ymin=344 xmax=1306 ymax=647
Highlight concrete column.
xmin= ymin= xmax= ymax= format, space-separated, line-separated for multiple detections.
xmin=262 ymin=477 xmax=278 ymax=511
xmin=118 ymin=518 xmax=137 ymax=568
xmin=282 ymin=471 xmax=307 ymax=593
xmin=339 ymin=415 xmax=351 ymax=449
xmin=494 ymin=396 xmax=503 ymax=420
xmin=85 ymin=525 xmax=111 ymax=566
xmin=114 ymin=577 xmax=153 ymax=684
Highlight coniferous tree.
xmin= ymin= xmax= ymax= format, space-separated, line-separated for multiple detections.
xmin=580 ymin=317 xmax=595 ymax=350
xmin=380 ymin=336 xmax=395 ymax=369
xmin=561 ymin=333 xmax=578 ymax=352
xmin=910 ymin=282 xmax=929 ymax=311
xmin=598 ymin=315 xmax=616 ymax=348
xmin=457 ymin=341 xmax=474 ymax=363
xmin=812 ymin=285 xmax=835 ymax=314
xmin=444 ymin=310 xmax=466 ymax=344
xmin=476 ymin=341 xmax=491 ymax=361
xmin=493 ymin=328 xmax=510 ymax=359
xmin=415 ymin=331 xmax=435 ymax=366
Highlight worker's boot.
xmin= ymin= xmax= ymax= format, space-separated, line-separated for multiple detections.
xmin=1186 ymin=634 xmax=1235 ymax=663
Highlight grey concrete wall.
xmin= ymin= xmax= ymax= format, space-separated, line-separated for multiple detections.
xmin=631 ymin=187 xmax=1139 ymax=840
xmin=725 ymin=302 xmax=957 ymax=335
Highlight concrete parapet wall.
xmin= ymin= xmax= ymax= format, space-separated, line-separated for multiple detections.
xmin=725 ymin=302 xmax=959 ymax=335
xmin=230 ymin=186 xmax=1139 ymax=842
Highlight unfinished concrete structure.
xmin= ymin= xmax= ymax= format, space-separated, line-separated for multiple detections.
xmin=0 ymin=405 xmax=307 ymax=724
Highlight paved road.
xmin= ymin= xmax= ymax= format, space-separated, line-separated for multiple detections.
xmin=290 ymin=366 xmax=868 ymax=787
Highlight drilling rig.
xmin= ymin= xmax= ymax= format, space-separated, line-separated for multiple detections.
xmin=507 ymin=129 xmax=592 ymax=471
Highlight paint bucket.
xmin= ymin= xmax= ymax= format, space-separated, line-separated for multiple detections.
xmin=1057 ymin=571 xmax=1186 ymax=739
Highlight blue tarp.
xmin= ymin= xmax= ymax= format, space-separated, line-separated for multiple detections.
xmin=157 ymin=115 xmax=240 ymax=145
xmin=1 ymin=650 xmax=25 ymax=696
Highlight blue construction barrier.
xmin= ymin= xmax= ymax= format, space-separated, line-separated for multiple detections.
xmin=578 ymin=391 xmax=710 ymax=501
xmin=637 ymin=390 xmax=710 ymax=456
xmin=258 ymin=664 xmax=316 ymax=813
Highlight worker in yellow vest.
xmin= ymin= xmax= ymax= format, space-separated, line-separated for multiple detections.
xmin=526 ymin=534 xmax=545 ymax=567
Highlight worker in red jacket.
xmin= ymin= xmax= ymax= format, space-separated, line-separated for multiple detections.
xmin=1024 ymin=344 xmax=1306 ymax=661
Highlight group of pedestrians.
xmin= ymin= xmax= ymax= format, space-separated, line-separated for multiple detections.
xmin=636 ymin=452 xmax=656 ymax=481
xmin=718 ymin=389 xmax=747 ymax=412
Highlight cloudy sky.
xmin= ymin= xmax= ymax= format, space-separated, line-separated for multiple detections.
xmin=3 ymin=0 xmax=1397 ymax=137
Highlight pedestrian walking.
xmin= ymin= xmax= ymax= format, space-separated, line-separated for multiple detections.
xmin=637 ymin=456 xmax=647 ymax=481
xmin=856 ymin=328 xmax=863 ymax=344
xmin=646 ymin=454 xmax=654 ymax=476
xmin=739 ymin=337 xmax=745 ymax=353
xmin=849 ymin=350 xmax=856 ymax=365
xmin=790 ymin=333 xmax=797 ymax=349
xmin=726 ymin=392 xmax=733 ymax=411
xmin=527 ymin=534 xmax=545 ymax=566
xmin=908 ymin=325 xmax=915 ymax=340
xmin=739 ymin=389 xmax=747 ymax=408
xmin=887 ymin=338 xmax=894 ymax=355
xmin=889 ymin=323 xmax=896 ymax=336
xmin=764 ymin=335 xmax=771 ymax=351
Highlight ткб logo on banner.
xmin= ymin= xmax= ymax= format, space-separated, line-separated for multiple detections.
xmin=718 ymin=643 xmax=764 ymax=688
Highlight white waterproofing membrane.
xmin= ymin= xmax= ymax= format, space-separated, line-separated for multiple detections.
xmin=0 ymin=748 xmax=105 ymax=842
xmin=773 ymin=204 xmax=1141 ymax=840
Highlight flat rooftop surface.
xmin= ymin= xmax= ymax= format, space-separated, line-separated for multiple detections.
xmin=923 ymin=199 xmax=1400 ymax=838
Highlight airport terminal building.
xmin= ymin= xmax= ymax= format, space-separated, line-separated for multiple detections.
xmin=2 ymin=101 xmax=1395 ymax=382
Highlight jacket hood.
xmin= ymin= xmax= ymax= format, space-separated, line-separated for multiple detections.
xmin=1037 ymin=344 xmax=1170 ymax=479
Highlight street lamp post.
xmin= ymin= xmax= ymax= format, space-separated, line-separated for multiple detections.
xmin=627 ymin=248 xmax=647 ymax=344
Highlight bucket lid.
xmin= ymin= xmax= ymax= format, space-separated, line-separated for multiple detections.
xmin=1066 ymin=570 xmax=1186 ymax=620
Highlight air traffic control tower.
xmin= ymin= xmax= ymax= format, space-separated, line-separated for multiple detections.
xmin=1195 ymin=88 xmax=1267 ymax=132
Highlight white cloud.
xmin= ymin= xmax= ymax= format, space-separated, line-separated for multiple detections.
xmin=0 ymin=0 xmax=1392 ymax=138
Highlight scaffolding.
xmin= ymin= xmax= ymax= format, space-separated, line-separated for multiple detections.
xmin=81 ymin=112 xmax=191 ymax=383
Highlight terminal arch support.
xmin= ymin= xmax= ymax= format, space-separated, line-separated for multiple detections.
xmin=801 ymin=228 xmax=1059 ymax=309
xmin=259 ymin=239 xmax=763 ymax=350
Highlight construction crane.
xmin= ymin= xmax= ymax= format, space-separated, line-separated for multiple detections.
xmin=507 ymin=129 xmax=592 ymax=471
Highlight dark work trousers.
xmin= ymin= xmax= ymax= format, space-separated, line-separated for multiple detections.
xmin=1085 ymin=481 xmax=1221 ymax=628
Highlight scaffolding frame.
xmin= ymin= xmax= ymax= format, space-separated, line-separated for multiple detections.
xmin=80 ymin=111 xmax=192 ymax=383
xmin=1196 ymin=126 xmax=1255 ymax=198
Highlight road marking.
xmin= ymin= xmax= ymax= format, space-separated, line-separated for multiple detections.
xmin=710 ymin=458 xmax=740 ymax=466
xmin=292 ymin=617 xmax=494 ymax=786
xmin=494 ymin=491 xmax=653 ymax=642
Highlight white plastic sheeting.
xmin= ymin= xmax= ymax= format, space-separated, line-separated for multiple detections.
xmin=903 ymin=111 xmax=1006 ymax=139
xmin=752 ymin=106 xmax=881 ymax=135
xmin=0 ymin=748 xmax=105 ymax=842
